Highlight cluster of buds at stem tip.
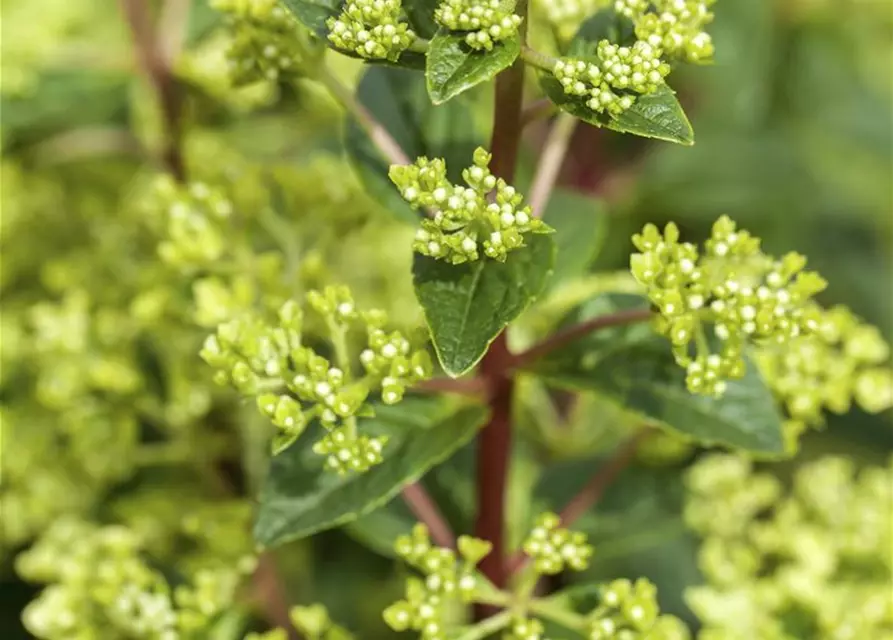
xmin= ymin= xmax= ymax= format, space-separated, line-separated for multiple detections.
xmin=435 ymin=0 xmax=523 ymax=51
xmin=553 ymin=39 xmax=671 ymax=117
xmin=327 ymin=0 xmax=416 ymax=61
xmin=383 ymin=524 xmax=492 ymax=639
xmin=390 ymin=147 xmax=553 ymax=264
xmin=587 ymin=578 xmax=691 ymax=639
xmin=630 ymin=215 xmax=828 ymax=397
xmin=212 ymin=0 xmax=318 ymax=85
xmin=200 ymin=285 xmax=432 ymax=473
xmin=616 ymin=0 xmax=717 ymax=63
xmin=522 ymin=512 xmax=594 ymax=574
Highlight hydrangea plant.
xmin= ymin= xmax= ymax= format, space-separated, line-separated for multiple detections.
xmin=2 ymin=0 xmax=891 ymax=638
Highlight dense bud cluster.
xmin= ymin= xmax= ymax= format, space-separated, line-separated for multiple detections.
xmin=685 ymin=454 xmax=893 ymax=639
xmin=383 ymin=524 xmax=492 ymax=639
xmin=533 ymin=0 xmax=601 ymax=41
xmin=212 ymin=0 xmax=315 ymax=85
xmin=587 ymin=578 xmax=688 ymax=640
xmin=552 ymin=39 xmax=671 ymax=116
xmin=616 ymin=0 xmax=716 ymax=62
xmin=630 ymin=216 xmax=828 ymax=396
xmin=147 ymin=176 xmax=234 ymax=268
xmin=522 ymin=512 xmax=593 ymax=574
xmin=201 ymin=285 xmax=432 ymax=471
xmin=390 ymin=147 xmax=553 ymax=264
xmin=435 ymin=0 xmax=523 ymax=51
xmin=248 ymin=604 xmax=355 ymax=639
xmin=327 ymin=0 xmax=416 ymax=61
xmin=506 ymin=616 xmax=546 ymax=640
xmin=755 ymin=304 xmax=893 ymax=452
xmin=17 ymin=518 xmax=252 ymax=640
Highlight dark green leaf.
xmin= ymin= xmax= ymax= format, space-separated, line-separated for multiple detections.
xmin=343 ymin=500 xmax=415 ymax=558
xmin=254 ymin=396 xmax=489 ymax=548
xmin=413 ymin=235 xmax=555 ymax=377
xmin=344 ymin=66 xmax=484 ymax=224
xmin=568 ymin=7 xmax=635 ymax=57
xmin=542 ymin=189 xmax=608 ymax=286
xmin=426 ymin=30 xmax=520 ymax=104
xmin=282 ymin=0 xmax=342 ymax=37
xmin=404 ymin=0 xmax=439 ymax=38
xmin=528 ymin=293 xmax=786 ymax=454
xmin=540 ymin=74 xmax=695 ymax=145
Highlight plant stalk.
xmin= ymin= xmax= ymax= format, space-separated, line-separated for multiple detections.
xmin=474 ymin=0 xmax=529 ymax=619
xmin=528 ymin=112 xmax=578 ymax=218
xmin=401 ymin=482 xmax=457 ymax=548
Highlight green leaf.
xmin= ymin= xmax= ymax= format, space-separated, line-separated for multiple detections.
xmin=344 ymin=66 xmax=484 ymax=224
xmin=568 ymin=6 xmax=636 ymax=57
xmin=404 ymin=0 xmax=439 ymax=38
xmin=413 ymin=235 xmax=556 ymax=377
xmin=527 ymin=293 xmax=786 ymax=454
xmin=542 ymin=189 xmax=608 ymax=286
xmin=426 ymin=30 xmax=520 ymax=104
xmin=343 ymin=500 xmax=416 ymax=558
xmin=254 ymin=396 xmax=489 ymax=548
xmin=540 ymin=74 xmax=695 ymax=145
xmin=282 ymin=0 xmax=342 ymax=37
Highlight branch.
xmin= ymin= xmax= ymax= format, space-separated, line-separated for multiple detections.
xmin=401 ymin=483 xmax=456 ymax=549
xmin=521 ymin=98 xmax=557 ymax=129
xmin=316 ymin=65 xmax=410 ymax=167
xmin=119 ymin=0 xmax=185 ymax=181
xmin=507 ymin=307 xmax=653 ymax=370
xmin=474 ymin=0 xmax=530 ymax=617
xmin=528 ymin=113 xmax=577 ymax=218
xmin=413 ymin=377 xmax=489 ymax=396
xmin=505 ymin=430 xmax=650 ymax=575
xmin=253 ymin=553 xmax=301 ymax=640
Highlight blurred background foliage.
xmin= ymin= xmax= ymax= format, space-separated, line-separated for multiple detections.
xmin=0 ymin=0 xmax=890 ymax=637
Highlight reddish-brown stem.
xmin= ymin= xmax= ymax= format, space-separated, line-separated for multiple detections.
xmin=413 ymin=377 xmax=489 ymax=396
xmin=119 ymin=0 xmax=185 ymax=181
xmin=401 ymin=483 xmax=456 ymax=549
xmin=528 ymin=113 xmax=578 ymax=218
xmin=253 ymin=553 xmax=301 ymax=640
xmin=505 ymin=430 xmax=651 ymax=575
xmin=474 ymin=3 xmax=529 ymax=615
xmin=507 ymin=308 xmax=654 ymax=370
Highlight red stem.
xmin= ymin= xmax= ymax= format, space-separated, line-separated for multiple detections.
xmin=473 ymin=2 xmax=529 ymax=610
xmin=118 ymin=0 xmax=185 ymax=181
xmin=401 ymin=483 xmax=456 ymax=548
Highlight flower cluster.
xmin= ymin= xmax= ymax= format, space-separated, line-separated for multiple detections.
xmin=212 ymin=0 xmax=316 ymax=85
xmin=389 ymin=147 xmax=553 ymax=263
xmin=434 ymin=0 xmax=524 ymax=51
xmin=247 ymin=604 xmax=355 ymax=639
xmin=522 ymin=512 xmax=593 ymax=574
xmin=533 ymin=0 xmax=601 ymax=41
xmin=383 ymin=524 xmax=492 ymax=639
xmin=147 ymin=176 xmax=234 ymax=269
xmin=588 ymin=578 xmax=688 ymax=640
xmin=327 ymin=0 xmax=416 ymax=61
xmin=17 ymin=518 xmax=253 ymax=640
xmin=755 ymin=304 xmax=893 ymax=453
xmin=616 ymin=0 xmax=716 ymax=62
xmin=552 ymin=39 xmax=671 ymax=116
xmin=201 ymin=285 xmax=432 ymax=471
xmin=685 ymin=454 xmax=893 ymax=639
xmin=630 ymin=216 xmax=828 ymax=396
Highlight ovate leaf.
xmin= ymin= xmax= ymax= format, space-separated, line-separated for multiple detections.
xmin=542 ymin=189 xmax=608 ymax=286
xmin=540 ymin=74 xmax=694 ymax=145
xmin=254 ymin=396 xmax=489 ymax=548
xmin=344 ymin=66 xmax=484 ymax=224
xmin=527 ymin=293 xmax=785 ymax=454
xmin=413 ymin=235 xmax=556 ymax=377
xmin=426 ymin=30 xmax=520 ymax=104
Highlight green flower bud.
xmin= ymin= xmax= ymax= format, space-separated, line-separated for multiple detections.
xmin=522 ymin=512 xmax=593 ymax=575
xmin=435 ymin=0 xmax=524 ymax=51
xmin=327 ymin=0 xmax=416 ymax=61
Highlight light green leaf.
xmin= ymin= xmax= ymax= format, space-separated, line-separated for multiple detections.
xmin=540 ymin=74 xmax=694 ymax=145
xmin=542 ymin=189 xmax=608 ymax=286
xmin=344 ymin=66 xmax=484 ymax=224
xmin=426 ymin=30 xmax=520 ymax=104
xmin=527 ymin=293 xmax=786 ymax=454
xmin=413 ymin=234 xmax=556 ymax=377
xmin=254 ymin=396 xmax=489 ymax=548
